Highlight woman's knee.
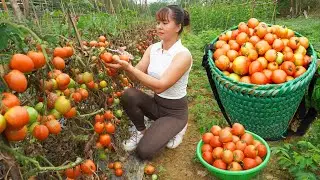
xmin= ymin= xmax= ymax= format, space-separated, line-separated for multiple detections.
xmin=136 ymin=143 xmax=153 ymax=160
xmin=121 ymin=88 xmax=138 ymax=105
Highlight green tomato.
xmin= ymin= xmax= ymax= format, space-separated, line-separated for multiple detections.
xmin=68 ymin=78 xmax=76 ymax=88
xmin=25 ymin=106 xmax=39 ymax=125
xmin=34 ymin=102 xmax=45 ymax=114
xmin=0 ymin=114 xmax=7 ymax=133
xmin=115 ymin=109 xmax=123 ymax=118
xmin=50 ymin=109 xmax=61 ymax=119
xmin=152 ymin=174 xmax=158 ymax=180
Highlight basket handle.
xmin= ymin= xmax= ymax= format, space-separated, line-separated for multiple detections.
xmin=202 ymin=44 xmax=232 ymax=127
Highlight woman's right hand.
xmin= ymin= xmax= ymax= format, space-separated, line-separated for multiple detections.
xmin=104 ymin=57 xmax=133 ymax=71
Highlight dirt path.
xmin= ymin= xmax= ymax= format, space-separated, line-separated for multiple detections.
xmin=148 ymin=103 xmax=214 ymax=180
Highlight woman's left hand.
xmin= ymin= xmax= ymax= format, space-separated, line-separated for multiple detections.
xmin=104 ymin=57 xmax=132 ymax=71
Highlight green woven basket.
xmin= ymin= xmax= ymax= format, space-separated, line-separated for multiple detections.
xmin=207 ymin=26 xmax=317 ymax=140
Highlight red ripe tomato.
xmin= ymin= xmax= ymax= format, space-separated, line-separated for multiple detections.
xmin=65 ymin=165 xmax=81 ymax=179
xmin=219 ymin=129 xmax=233 ymax=143
xmin=263 ymin=69 xmax=272 ymax=83
xmin=213 ymin=48 xmax=227 ymax=60
xmin=81 ymin=159 xmax=96 ymax=175
xmin=226 ymin=50 xmax=239 ymax=62
xmin=240 ymin=76 xmax=251 ymax=84
xmin=241 ymin=133 xmax=254 ymax=145
xmin=249 ymin=60 xmax=263 ymax=75
xmin=115 ymin=168 xmax=123 ymax=177
xmin=265 ymin=49 xmax=277 ymax=62
xmin=215 ymin=40 xmax=227 ymax=49
xmin=202 ymin=151 xmax=213 ymax=164
xmin=273 ymin=39 xmax=284 ymax=52
xmin=299 ymin=37 xmax=309 ymax=49
xmin=213 ymin=159 xmax=227 ymax=170
xmin=233 ymin=150 xmax=245 ymax=162
xmin=105 ymin=122 xmax=115 ymax=134
xmin=280 ymin=61 xmax=296 ymax=76
xmin=94 ymin=122 xmax=105 ymax=134
xmin=201 ymin=144 xmax=213 ymax=153
xmin=229 ymin=41 xmax=240 ymax=51
xmin=32 ymin=125 xmax=49 ymax=141
xmin=264 ymin=33 xmax=275 ymax=45
xmin=222 ymin=149 xmax=233 ymax=164
xmin=243 ymin=158 xmax=258 ymax=170
xmin=255 ymin=40 xmax=271 ymax=55
xmin=236 ymin=32 xmax=249 ymax=46
xmin=209 ymin=136 xmax=222 ymax=148
xmin=294 ymin=66 xmax=306 ymax=78
xmin=215 ymin=55 xmax=230 ymax=71
xmin=250 ymin=72 xmax=268 ymax=85
xmin=227 ymin=162 xmax=243 ymax=171
xmin=244 ymin=145 xmax=258 ymax=158
xmin=231 ymin=123 xmax=245 ymax=136
xmin=212 ymin=147 xmax=224 ymax=159
xmin=267 ymin=62 xmax=279 ymax=71
xmin=255 ymin=156 xmax=263 ymax=165
xmin=271 ymin=69 xmax=287 ymax=84
xmin=257 ymin=144 xmax=267 ymax=158
xmin=249 ymin=36 xmax=261 ymax=46
xmin=232 ymin=135 xmax=240 ymax=143
xmin=202 ymin=132 xmax=214 ymax=144
xmin=247 ymin=18 xmax=259 ymax=29
xmin=247 ymin=49 xmax=258 ymax=61
xmin=238 ymin=22 xmax=249 ymax=34
xmin=253 ymin=140 xmax=262 ymax=147
xmin=236 ymin=140 xmax=247 ymax=151
xmin=45 ymin=119 xmax=62 ymax=135
xmin=99 ymin=134 xmax=111 ymax=146
xmin=288 ymin=37 xmax=300 ymax=50
xmin=210 ymin=125 xmax=221 ymax=136
xmin=223 ymin=142 xmax=236 ymax=151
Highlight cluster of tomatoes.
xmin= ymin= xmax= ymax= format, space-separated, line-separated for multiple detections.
xmin=1 ymin=49 xmax=67 ymax=142
xmin=136 ymin=29 xmax=158 ymax=55
xmin=65 ymin=159 xmax=96 ymax=179
xmin=0 ymin=34 xmax=136 ymax=178
xmin=82 ymin=35 xmax=110 ymax=48
xmin=201 ymin=123 xmax=267 ymax=171
xmin=213 ymin=18 xmax=312 ymax=85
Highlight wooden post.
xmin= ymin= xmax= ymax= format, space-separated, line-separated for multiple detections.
xmin=67 ymin=8 xmax=84 ymax=51
xmin=1 ymin=0 xmax=8 ymax=12
xmin=251 ymin=0 xmax=256 ymax=18
xmin=9 ymin=0 xmax=24 ymax=21
xmin=30 ymin=0 xmax=41 ymax=33
xmin=22 ymin=0 xmax=30 ymax=18
xmin=272 ymin=0 xmax=277 ymax=25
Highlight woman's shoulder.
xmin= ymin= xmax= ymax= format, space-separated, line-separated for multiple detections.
xmin=149 ymin=41 xmax=162 ymax=51
xmin=178 ymin=44 xmax=192 ymax=58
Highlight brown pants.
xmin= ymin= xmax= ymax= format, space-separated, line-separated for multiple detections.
xmin=121 ymin=88 xmax=188 ymax=160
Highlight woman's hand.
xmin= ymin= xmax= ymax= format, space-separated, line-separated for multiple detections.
xmin=104 ymin=56 xmax=133 ymax=71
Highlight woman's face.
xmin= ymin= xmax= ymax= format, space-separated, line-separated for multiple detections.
xmin=156 ymin=11 xmax=181 ymax=41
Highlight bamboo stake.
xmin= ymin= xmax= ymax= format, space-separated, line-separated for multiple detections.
xmin=67 ymin=8 xmax=84 ymax=51
xmin=1 ymin=0 xmax=8 ymax=12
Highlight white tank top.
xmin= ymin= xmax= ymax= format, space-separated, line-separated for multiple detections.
xmin=147 ymin=39 xmax=192 ymax=99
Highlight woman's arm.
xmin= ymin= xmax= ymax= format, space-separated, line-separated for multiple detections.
xmin=109 ymin=51 xmax=192 ymax=94
xmin=124 ymin=46 xmax=152 ymax=82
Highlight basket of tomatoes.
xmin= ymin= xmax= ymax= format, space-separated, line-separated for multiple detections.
xmin=196 ymin=123 xmax=271 ymax=180
xmin=202 ymin=18 xmax=317 ymax=140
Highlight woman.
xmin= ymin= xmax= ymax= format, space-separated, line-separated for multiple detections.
xmin=105 ymin=5 xmax=192 ymax=160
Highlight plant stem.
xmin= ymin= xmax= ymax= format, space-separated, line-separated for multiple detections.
xmin=37 ymin=156 xmax=62 ymax=180
xmin=1 ymin=21 xmax=53 ymax=71
xmin=77 ymin=108 xmax=104 ymax=118
xmin=0 ymin=143 xmax=83 ymax=175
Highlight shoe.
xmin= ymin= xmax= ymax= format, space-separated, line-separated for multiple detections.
xmin=122 ymin=130 xmax=144 ymax=151
xmin=166 ymin=123 xmax=188 ymax=149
